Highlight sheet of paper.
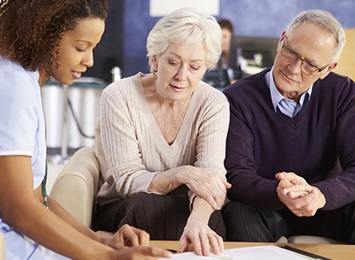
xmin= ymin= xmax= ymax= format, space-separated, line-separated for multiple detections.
xmin=159 ymin=245 xmax=314 ymax=260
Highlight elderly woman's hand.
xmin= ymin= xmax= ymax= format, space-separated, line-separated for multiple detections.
xmin=179 ymin=210 xmax=224 ymax=256
xmin=148 ymin=166 xmax=231 ymax=210
xmin=182 ymin=166 xmax=231 ymax=210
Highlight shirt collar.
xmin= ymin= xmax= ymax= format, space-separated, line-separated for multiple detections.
xmin=266 ymin=67 xmax=313 ymax=112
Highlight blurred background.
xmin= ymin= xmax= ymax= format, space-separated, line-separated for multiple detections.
xmin=83 ymin=0 xmax=355 ymax=81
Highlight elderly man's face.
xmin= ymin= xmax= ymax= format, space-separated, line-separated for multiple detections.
xmin=272 ymin=22 xmax=338 ymax=102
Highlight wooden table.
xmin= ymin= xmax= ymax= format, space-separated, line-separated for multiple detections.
xmin=150 ymin=240 xmax=355 ymax=260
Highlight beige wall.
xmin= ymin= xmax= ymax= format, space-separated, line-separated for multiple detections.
xmin=333 ymin=28 xmax=355 ymax=81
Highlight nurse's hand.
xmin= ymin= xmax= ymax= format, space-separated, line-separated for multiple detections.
xmin=99 ymin=224 xmax=150 ymax=249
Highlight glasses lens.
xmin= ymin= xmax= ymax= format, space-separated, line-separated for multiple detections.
xmin=302 ymin=63 xmax=318 ymax=75
xmin=281 ymin=45 xmax=296 ymax=61
xmin=282 ymin=44 xmax=319 ymax=75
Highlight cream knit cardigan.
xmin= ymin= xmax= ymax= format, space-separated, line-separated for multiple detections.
xmin=96 ymin=73 xmax=230 ymax=205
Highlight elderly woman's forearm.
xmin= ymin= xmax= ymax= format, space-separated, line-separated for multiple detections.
xmin=189 ymin=196 xmax=214 ymax=223
xmin=147 ymin=166 xmax=186 ymax=194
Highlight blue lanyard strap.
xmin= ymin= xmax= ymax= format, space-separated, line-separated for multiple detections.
xmin=42 ymin=162 xmax=48 ymax=209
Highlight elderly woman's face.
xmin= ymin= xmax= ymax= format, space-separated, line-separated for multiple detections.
xmin=154 ymin=42 xmax=207 ymax=102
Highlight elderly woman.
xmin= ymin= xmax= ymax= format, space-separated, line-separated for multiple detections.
xmin=94 ymin=7 xmax=231 ymax=256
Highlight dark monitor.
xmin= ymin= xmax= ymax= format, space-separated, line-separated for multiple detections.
xmin=202 ymin=68 xmax=231 ymax=90
xmin=229 ymin=36 xmax=279 ymax=77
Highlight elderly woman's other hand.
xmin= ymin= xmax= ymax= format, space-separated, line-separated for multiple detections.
xmin=148 ymin=166 xmax=231 ymax=210
xmin=179 ymin=197 xmax=224 ymax=256
xmin=182 ymin=166 xmax=231 ymax=210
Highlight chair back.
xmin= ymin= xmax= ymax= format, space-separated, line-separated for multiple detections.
xmin=0 ymin=231 xmax=5 ymax=259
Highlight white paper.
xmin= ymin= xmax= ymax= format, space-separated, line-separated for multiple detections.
xmin=159 ymin=245 xmax=314 ymax=260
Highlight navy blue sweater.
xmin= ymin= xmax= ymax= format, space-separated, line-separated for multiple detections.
xmin=223 ymin=69 xmax=355 ymax=210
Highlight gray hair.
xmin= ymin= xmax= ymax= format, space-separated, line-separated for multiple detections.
xmin=285 ymin=9 xmax=345 ymax=62
xmin=146 ymin=7 xmax=222 ymax=73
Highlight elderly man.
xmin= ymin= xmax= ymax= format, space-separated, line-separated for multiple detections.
xmin=223 ymin=9 xmax=355 ymax=243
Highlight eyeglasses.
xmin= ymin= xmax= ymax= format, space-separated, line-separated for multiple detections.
xmin=280 ymin=39 xmax=329 ymax=76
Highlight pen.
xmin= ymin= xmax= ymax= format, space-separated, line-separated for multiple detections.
xmin=279 ymin=245 xmax=332 ymax=260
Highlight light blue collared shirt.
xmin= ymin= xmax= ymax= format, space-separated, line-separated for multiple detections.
xmin=0 ymin=57 xmax=69 ymax=260
xmin=266 ymin=68 xmax=312 ymax=118
xmin=0 ymin=56 xmax=46 ymax=189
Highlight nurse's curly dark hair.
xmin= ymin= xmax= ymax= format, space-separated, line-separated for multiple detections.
xmin=0 ymin=0 xmax=108 ymax=72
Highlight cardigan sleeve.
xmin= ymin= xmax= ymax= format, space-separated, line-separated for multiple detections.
xmin=194 ymin=87 xmax=229 ymax=176
xmin=189 ymin=86 xmax=230 ymax=206
xmin=100 ymin=78 xmax=157 ymax=199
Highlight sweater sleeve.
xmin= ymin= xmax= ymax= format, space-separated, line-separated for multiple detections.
xmin=313 ymin=76 xmax=355 ymax=210
xmin=100 ymin=77 xmax=157 ymax=199
xmin=194 ymin=87 xmax=230 ymax=176
xmin=189 ymin=86 xmax=230 ymax=205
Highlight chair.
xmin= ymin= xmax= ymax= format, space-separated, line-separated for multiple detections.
xmin=0 ymin=231 xmax=5 ymax=259
xmin=50 ymin=146 xmax=100 ymax=227
xmin=50 ymin=145 xmax=341 ymax=243
xmin=50 ymin=117 xmax=107 ymax=228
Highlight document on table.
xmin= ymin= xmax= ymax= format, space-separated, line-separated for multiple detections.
xmin=159 ymin=245 xmax=326 ymax=260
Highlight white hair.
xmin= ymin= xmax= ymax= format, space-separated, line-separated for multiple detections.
xmin=146 ymin=7 xmax=222 ymax=73
xmin=285 ymin=9 xmax=345 ymax=62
